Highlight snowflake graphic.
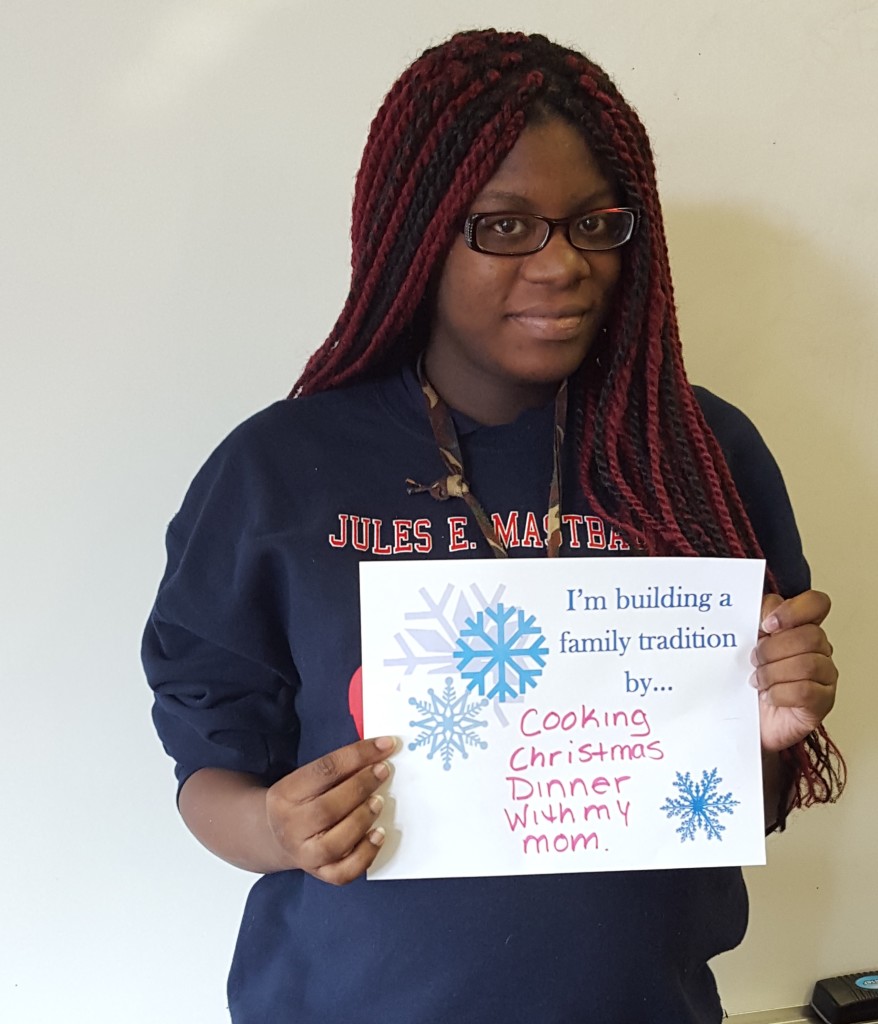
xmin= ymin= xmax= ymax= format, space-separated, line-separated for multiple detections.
xmin=660 ymin=768 xmax=740 ymax=842
xmin=408 ymin=677 xmax=489 ymax=771
xmin=384 ymin=583 xmax=507 ymax=680
xmin=454 ymin=602 xmax=549 ymax=702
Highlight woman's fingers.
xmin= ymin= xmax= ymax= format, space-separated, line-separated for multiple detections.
xmin=300 ymin=793 xmax=387 ymax=871
xmin=313 ymin=829 xmax=387 ymax=887
xmin=265 ymin=737 xmax=395 ymax=881
xmin=283 ymin=761 xmax=391 ymax=836
xmin=753 ymin=623 xmax=833 ymax=665
xmin=756 ymin=677 xmax=836 ymax=716
xmin=754 ymin=590 xmax=838 ymax=752
xmin=760 ymin=590 xmax=831 ymax=633
xmin=286 ymin=736 xmax=395 ymax=800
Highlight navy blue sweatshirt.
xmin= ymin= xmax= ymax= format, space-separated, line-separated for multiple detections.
xmin=143 ymin=368 xmax=808 ymax=1023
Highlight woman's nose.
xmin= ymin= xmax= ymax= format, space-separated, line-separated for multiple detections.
xmin=520 ymin=230 xmax=592 ymax=285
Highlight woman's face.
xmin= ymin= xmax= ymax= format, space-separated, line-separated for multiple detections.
xmin=425 ymin=116 xmax=623 ymax=425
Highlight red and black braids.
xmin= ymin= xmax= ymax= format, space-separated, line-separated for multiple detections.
xmin=291 ymin=29 xmax=844 ymax=822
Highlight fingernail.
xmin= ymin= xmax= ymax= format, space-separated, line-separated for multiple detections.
xmin=748 ymin=671 xmax=759 ymax=688
xmin=762 ymin=614 xmax=779 ymax=633
xmin=368 ymin=794 xmax=385 ymax=814
xmin=372 ymin=761 xmax=390 ymax=781
xmin=369 ymin=827 xmax=386 ymax=847
xmin=759 ymin=689 xmax=770 ymax=703
xmin=374 ymin=736 xmax=396 ymax=752
xmin=749 ymin=649 xmax=759 ymax=668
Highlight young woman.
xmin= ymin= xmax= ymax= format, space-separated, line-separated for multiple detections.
xmin=143 ymin=29 xmax=843 ymax=1023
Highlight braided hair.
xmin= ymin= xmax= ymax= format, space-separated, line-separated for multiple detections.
xmin=291 ymin=29 xmax=843 ymax=823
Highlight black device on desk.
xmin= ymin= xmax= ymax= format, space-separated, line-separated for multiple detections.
xmin=811 ymin=972 xmax=878 ymax=1024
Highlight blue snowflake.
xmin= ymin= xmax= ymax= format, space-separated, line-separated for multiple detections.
xmin=454 ymin=602 xmax=549 ymax=702
xmin=660 ymin=768 xmax=740 ymax=842
xmin=408 ymin=677 xmax=489 ymax=771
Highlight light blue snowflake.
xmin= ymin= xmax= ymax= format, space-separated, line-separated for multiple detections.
xmin=660 ymin=768 xmax=740 ymax=842
xmin=384 ymin=583 xmax=506 ymax=679
xmin=408 ymin=678 xmax=489 ymax=771
xmin=454 ymin=602 xmax=549 ymax=702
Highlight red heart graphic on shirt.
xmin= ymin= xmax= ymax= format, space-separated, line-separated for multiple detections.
xmin=348 ymin=665 xmax=364 ymax=739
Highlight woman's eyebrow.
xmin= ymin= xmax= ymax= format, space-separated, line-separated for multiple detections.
xmin=472 ymin=190 xmax=532 ymax=207
xmin=472 ymin=188 xmax=619 ymax=209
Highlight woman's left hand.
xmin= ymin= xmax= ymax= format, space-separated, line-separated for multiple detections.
xmin=752 ymin=590 xmax=838 ymax=752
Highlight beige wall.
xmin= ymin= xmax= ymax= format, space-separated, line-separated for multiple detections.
xmin=2 ymin=1 xmax=874 ymax=1019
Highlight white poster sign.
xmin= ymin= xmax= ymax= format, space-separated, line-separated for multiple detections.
xmin=360 ymin=557 xmax=766 ymax=880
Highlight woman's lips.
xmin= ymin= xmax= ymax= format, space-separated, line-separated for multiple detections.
xmin=508 ymin=310 xmax=589 ymax=339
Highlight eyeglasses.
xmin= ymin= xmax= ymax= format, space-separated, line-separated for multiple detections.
xmin=462 ymin=207 xmax=639 ymax=256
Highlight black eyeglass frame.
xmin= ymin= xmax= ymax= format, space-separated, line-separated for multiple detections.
xmin=462 ymin=207 xmax=640 ymax=256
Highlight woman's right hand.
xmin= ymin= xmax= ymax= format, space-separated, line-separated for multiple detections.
xmin=178 ymin=737 xmax=395 ymax=882
xmin=264 ymin=736 xmax=395 ymax=885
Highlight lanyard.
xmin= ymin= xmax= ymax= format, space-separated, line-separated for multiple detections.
xmin=406 ymin=360 xmax=568 ymax=558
